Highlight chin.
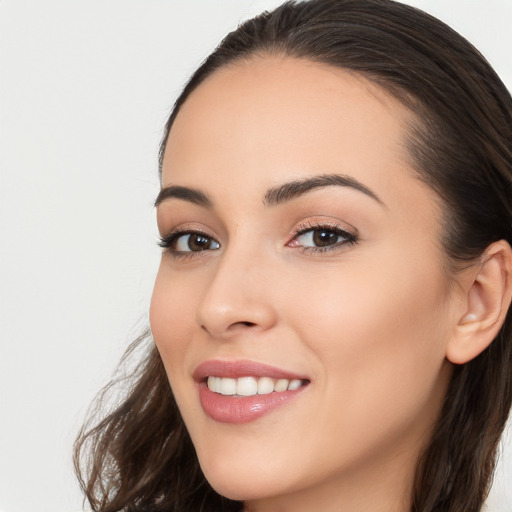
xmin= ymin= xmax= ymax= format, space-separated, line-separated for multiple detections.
xmin=202 ymin=469 xmax=268 ymax=502
xmin=198 ymin=454 xmax=292 ymax=502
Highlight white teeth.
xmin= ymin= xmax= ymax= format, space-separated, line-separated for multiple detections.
xmin=237 ymin=376 xmax=258 ymax=396
xmin=206 ymin=376 xmax=304 ymax=396
xmin=288 ymin=379 xmax=302 ymax=391
xmin=257 ymin=376 xmax=274 ymax=395
xmin=219 ymin=377 xmax=237 ymax=395
xmin=275 ymin=379 xmax=289 ymax=392
xmin=207 ymin=376 xmax=216 ymax=392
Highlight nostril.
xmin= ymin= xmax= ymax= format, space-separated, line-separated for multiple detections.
xmin=200 ymin=320 xmax=256 ymax=336
xmin=228 ymin=321 xmax=257 ymax=329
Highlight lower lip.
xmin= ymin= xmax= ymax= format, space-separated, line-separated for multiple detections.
xmin=198 ymin=382 xmax=307 ymax=424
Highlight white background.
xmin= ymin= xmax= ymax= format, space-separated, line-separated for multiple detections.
xmin=0 ymin=1 xmax=511 ymax=511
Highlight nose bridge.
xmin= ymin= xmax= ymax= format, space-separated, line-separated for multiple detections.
xmin=196 ymin=235 xmax=277 ymax=338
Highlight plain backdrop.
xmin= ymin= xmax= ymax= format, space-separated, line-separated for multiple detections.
xmin=0 ymin=1 xmax=511 ymax=511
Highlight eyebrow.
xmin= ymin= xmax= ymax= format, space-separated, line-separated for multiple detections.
xmin=263 ymin=174 xmax=384 ymax=207
xmin=154 ymin=173 xmax=384 ymax=209
xmin=154 ymin=185 xmax=212 ymax=208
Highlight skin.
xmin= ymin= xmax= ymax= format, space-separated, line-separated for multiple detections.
xmin=150 ymin=57 xmax=461 ymax=512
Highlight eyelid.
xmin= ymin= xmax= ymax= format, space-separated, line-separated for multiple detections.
xmin=158 ymin=222 xmax=219 ymax=241
xmin=286 ymin=219 xmax=359 ymax=252
xmin=289 ymin=218 xmax=358 ymax=240
xmin=158 ymin=230 xmax=215 ymax=249
xmin=157 ymin=219 xmax=358 ymax=260
xmin=158 ymin=223 xmax=221 ymax=257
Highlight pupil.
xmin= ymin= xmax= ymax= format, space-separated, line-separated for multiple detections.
xmin=189 ymin=234 xmax=210 ymax=251
xmin=313 ymin=230 xmax=337 ymax=247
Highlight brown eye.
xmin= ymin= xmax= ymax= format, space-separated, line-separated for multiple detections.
xmin=174 ymin=233 xmax=220 ymax=252
xmin=188 ymin=234 xmax=211 ymax=251
xmin=295 ymin=228 xmax=349 ymax=248
xmin=312 ymin=229 xmax=339 ymax=247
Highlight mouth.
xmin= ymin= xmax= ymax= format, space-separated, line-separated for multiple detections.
xmin=194 ymin=360 xmax=310 ymax=423
xmin=206 ymin=375 xmax=306 ymax=396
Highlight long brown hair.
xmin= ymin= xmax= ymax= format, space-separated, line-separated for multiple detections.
xmin=74 ymin=1 xmax=512 ymax=511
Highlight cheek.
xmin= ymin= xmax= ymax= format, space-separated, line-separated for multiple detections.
xmin=150 ymin=264 xmax=197 ymax=373
xmin=292 ymin=252 xmax=449 ymax=356
xmin=150 ymin=264 xmax=207 ymax=434
xmin=286 ymin=250 xmax=451 ymax=438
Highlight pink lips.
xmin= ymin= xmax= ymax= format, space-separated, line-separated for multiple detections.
xmin=194 ymin=360 xmax=309 ymax=424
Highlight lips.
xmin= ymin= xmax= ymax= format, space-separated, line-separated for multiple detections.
xmin=194 ymin=359 xmax=308 ymax=381
xmin=194 ymin=360 xmax=310 ymax=424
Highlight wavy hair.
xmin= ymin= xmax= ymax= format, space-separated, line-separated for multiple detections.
xmin=74 ymin=1 xmax=512 ymax=511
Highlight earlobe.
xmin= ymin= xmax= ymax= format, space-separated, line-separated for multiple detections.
xmin=446 ymin=240 xmax=512 ymax=365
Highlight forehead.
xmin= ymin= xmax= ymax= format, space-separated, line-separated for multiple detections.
xmin=162 ymin=56 xmax=425 ymax=212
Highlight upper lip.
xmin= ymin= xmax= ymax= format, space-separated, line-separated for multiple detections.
xmin=193 ymin=359 xmax=309 ymax=382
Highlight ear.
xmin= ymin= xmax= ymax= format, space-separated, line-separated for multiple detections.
xmin=446 ymin=240 xmax=512 ymax=365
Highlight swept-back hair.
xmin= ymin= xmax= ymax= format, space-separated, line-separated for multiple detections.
xmin=75 ymin=1 xmax=512 ymax=511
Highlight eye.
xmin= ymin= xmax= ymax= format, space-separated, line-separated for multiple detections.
xmin=159 ymin=230 xmax=220 ymax=255
xmin=296 ymin=229 xmax=343 ymax=247
xmin=174 ymin=233 xmax=220 ymax=252
xmin=289 ymin=223 xmax=358 ymax=252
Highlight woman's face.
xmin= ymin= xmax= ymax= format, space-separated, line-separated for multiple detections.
xmin=151 ymin=58 xmax=456 ymax=510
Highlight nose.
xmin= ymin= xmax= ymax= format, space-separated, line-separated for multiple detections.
xmin=196 ymin=245 xmax=278 ymax=340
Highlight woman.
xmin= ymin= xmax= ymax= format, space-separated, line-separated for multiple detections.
xmin=74 ymin=1 xmax=512 ymax=511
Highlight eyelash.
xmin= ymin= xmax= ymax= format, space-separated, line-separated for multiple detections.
xmin=158 ymin=222 xmax=358 ymax=259
xmin=158 ymin=229 xmax=218 ymax=260
xmin=291 ymin=221 xmax=358 ymax=254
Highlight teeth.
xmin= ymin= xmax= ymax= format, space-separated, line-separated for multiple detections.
xmin=219 ymin=377 xmax=237 ymax=395
xmin=237 ymin=376 xmax=258 ymax=396
xmin=257 ymin=377 xmax=274 ymax=395
xmin=206 ymin=376 xmax=305 ymax=396
xmin=275 ymin=379 xmax=289 ymax=392
xmin=207 ymin=376 xmax=219 ymax=393
xmin=288 ymin=379 xmax=302 ymax=391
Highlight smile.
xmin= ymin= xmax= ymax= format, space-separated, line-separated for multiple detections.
xmin=195 ymin=360 xmax=310 ymax=423
xmin=207 ymin=376 xmax=304 ymax=396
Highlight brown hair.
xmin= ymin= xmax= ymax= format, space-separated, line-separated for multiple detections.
xmin=74 ymin=1 xmax=512 ymax=511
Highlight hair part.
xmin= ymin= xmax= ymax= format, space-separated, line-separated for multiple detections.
xmin=76 ymin=1 xmax=512 ymax=510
